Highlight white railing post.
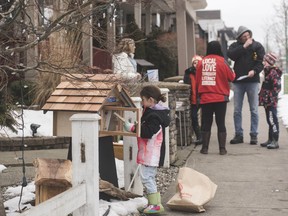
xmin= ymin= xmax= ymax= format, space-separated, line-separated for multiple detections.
xmin=70 ymin=113 xmax=101 ymax=216
xmin=160 ymin=88 xmax=170 ymax=168
xmin=124 ymin=97 xmax=143 ymax=195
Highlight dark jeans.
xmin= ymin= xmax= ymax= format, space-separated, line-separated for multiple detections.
xmin=191 ymin=104 xmax=200 ymax=133
xmin=201 ymin=102 xmax=227 ymax=133
xmin=264 ymin=106 xmax=279 ymax=141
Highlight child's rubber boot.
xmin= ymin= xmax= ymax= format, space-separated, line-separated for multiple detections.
xmin=143 ymin=192 xmax=164 ymax=214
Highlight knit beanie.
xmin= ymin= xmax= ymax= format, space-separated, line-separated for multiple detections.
xmin=264 ymin=52 xmax=278 ymax=66
xmin=236 ymin=26 xmax=252 ymax=39
xmin=192 ymin=55 xmax=202 ymax=63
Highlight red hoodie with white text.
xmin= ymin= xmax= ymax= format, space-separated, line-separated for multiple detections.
xmin=196 ymin=54 xmax=235 ymax=104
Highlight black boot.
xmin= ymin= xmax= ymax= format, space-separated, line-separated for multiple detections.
xmin=218 ymin=132 xmax=227 ymax=155
xmin=200 ymin=131 xmax=211 ymax=154
xmin=194 ymin=127 xmax=202 ymax=145
xmin=230 ymin=134 xmax=243 ymax=144
xmin=250 ymin=134 xmax=258 ymax=145
xmin=195 ymin=139 xmax=203 ymax=145
xmin=260 ymin=140 xmax=272 ymax=147
xmin=267 ymin=140 xmax=279 ymax=149
xmin=260 ymin=132 xmax=273 ymax=147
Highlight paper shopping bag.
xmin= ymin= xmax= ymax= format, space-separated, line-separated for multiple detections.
xmin=167 ymin=167 xmax=217 ymax=212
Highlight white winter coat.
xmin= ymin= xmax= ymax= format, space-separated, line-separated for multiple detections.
xmin=112 ymin=52 xmax=138 ymax=80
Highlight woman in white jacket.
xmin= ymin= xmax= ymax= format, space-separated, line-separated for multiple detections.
xmin=112 ymin=38 xmax=141 ymax=81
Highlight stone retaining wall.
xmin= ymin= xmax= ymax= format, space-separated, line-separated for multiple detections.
xmin=0 ymin=137 xmax=71 ymax=151
xmin=157 ymin=82 xmax=193 ymax=164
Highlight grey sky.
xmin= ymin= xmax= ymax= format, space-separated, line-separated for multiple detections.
xmin=205 ymin=0 xmax=282 ymax=45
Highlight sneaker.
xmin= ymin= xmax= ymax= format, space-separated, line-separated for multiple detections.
xmin=250 ymin=136 xmax=258 ymax=145
xmin=194 ymin=139 xmax=203 ymax=145
xmin=230 ymin=135 xmax=243 ymax=144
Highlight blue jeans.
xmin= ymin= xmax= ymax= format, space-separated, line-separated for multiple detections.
xmin=233 ymin=82 xmax=259 ymax=137
xmin=139 ymin=165 xmax=157 ymax=194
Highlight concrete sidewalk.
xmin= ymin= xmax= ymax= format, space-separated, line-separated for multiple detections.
xmin=162 ymin=97 xmax=288 ymax=216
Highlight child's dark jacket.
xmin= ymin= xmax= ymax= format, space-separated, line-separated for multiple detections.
xmin=137 ymin=104 xmax=170 ymax=167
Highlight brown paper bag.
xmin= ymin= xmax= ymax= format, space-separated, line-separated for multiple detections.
xmin=167 ymin=167 xmax=217 ymax=212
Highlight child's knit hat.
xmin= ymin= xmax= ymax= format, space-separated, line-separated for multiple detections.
xmin=264 ymin=52 xmax=278 ymax=66
xmin=192 ymin=55 xmax=202 ymax=63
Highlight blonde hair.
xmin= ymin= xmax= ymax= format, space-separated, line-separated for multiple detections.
xmin=115 ymin=38 xmax=135 ymax=54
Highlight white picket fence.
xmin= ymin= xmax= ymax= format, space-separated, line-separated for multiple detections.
xmin=20 ymin=113 xmax=101 ymax=216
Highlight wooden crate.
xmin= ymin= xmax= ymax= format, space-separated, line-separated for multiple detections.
xmin=113 ymin=142 xmax=123 ymax=160
xmin=33 ymin=158 xmax=72 ymax=205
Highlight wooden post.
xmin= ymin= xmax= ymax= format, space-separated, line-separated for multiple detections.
xmin=123 ymin=97 xmax=143 ymax=195
xmin=70 ymin=114 xmax=101 ymax=216
xmin=176 ymin=0 xmax=189 ymax=76
xmin=34 ymin=158 xmax=72 ymax=205
xmin=134 ymin=0 xmax=142 ymax=29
